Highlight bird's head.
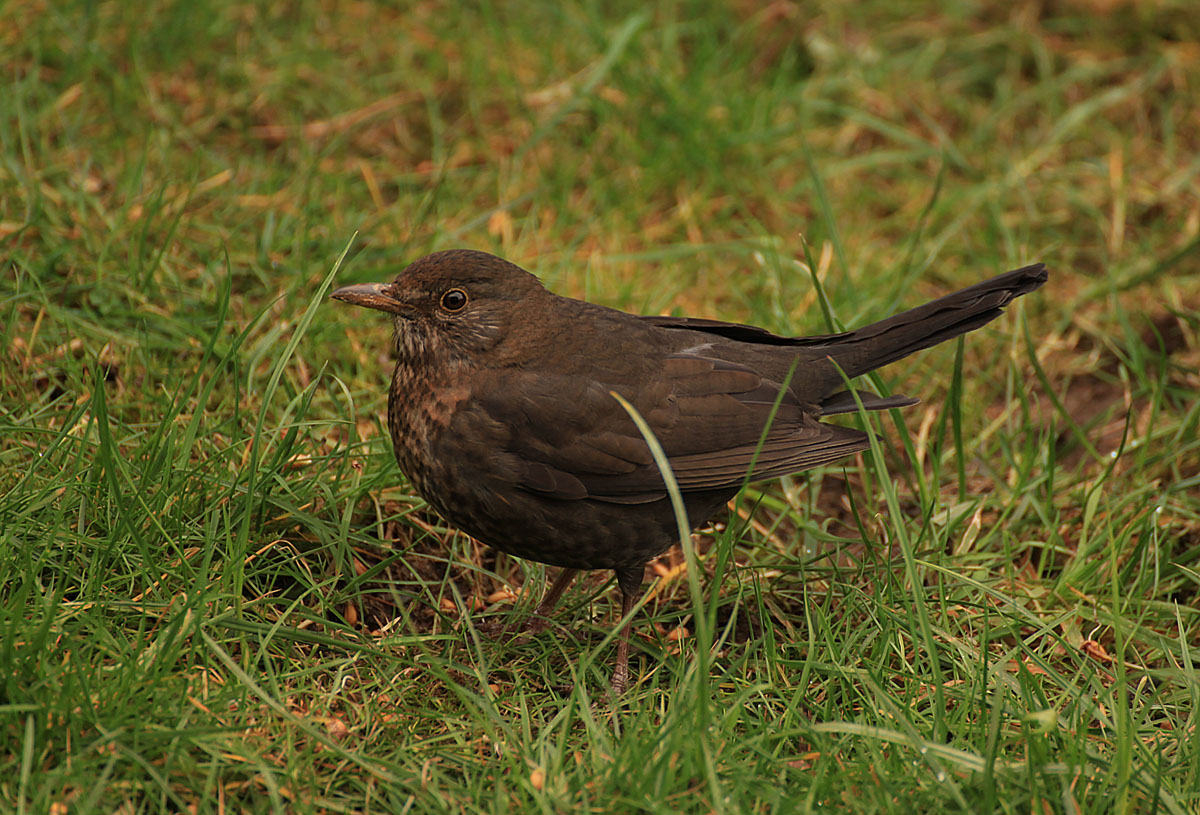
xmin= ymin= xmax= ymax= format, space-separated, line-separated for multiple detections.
xmin=331 ymin=250 xmax=547 ymax=362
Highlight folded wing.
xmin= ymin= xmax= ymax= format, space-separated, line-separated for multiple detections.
xmin=473 ymin=353 xmax=874 ymax=504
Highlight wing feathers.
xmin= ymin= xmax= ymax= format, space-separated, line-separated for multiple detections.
xmin=483 ymin=353 xmax=884 ymax=502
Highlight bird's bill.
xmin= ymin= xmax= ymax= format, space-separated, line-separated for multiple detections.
xmin=330 ymin=282 xmax=409 ymax=315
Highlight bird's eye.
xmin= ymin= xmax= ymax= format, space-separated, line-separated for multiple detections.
xmin=440 ymin=288 xmax=468 ymax=312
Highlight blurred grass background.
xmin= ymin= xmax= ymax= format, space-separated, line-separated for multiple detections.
xmin=2 ymin=1 xmax=1198 ymax=813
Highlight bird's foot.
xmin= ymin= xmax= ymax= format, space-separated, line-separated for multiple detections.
xmin=474 ymin=612 xmax=554 ymax=640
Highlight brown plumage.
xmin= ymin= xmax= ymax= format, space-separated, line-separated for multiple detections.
xmin=331 ymin=250 xmax=1047 ymax=693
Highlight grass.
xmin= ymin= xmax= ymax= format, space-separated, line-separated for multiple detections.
xmin=2 ymin=0 xmax=1199 ymax=812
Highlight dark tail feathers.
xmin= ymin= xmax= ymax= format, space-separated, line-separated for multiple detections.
xmin=813 ymin=263 xmax=1047 ymax=384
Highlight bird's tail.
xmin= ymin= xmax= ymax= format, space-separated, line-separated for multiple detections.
xmin=804 ymin=263 xmax=1047 ymax=388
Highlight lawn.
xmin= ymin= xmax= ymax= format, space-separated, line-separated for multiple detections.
xmin=2 ymin=1 xmax=1198 ymax=813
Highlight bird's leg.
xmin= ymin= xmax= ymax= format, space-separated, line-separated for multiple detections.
xmin=525 ymin=567 xmax=579 ymax=633
xmin=478 ymin=566 xmax=579 ymax=637
xmin=610 ymin=566 xmax=644 ymax=695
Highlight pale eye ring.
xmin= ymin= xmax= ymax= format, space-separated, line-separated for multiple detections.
xmin=440 ymin=288 xmax=468 ymax=312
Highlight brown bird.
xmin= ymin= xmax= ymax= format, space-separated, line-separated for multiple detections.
xmin=331 ymin=250 xmax=1046 ymax=693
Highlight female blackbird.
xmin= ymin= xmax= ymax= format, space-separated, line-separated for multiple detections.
xmin=331 ymin=250 xmax=1046 ymax=693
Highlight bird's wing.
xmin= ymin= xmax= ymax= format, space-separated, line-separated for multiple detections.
xmin=638 ymin=314 xmax=853 ymax=346
xmin=472 ymin=354 xmax=871 ymax=504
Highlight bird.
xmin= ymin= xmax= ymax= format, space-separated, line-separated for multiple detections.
xmin=331 ymin=249 xmax=1047 ymax=693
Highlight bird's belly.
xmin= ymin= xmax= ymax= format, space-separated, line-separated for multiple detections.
xmin=406 ymin=446 xmax=677 ymax=570
xmin=393 ymin=429 xmax=697 ymax=570
xmin=386 ymin=369 xmax=731 ymax=571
